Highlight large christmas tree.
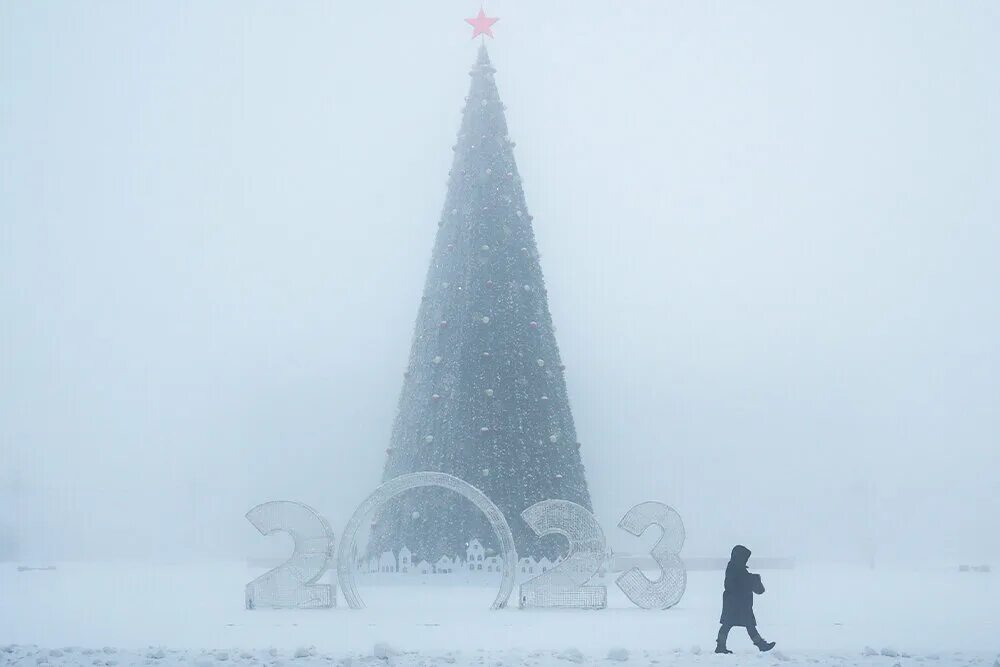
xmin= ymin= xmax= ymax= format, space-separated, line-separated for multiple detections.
xmin=369 ymin=42 xmax=592 ymax=561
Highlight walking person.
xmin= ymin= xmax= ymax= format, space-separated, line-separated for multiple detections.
xmin=715 ymin=545 xmax=776 ymax=654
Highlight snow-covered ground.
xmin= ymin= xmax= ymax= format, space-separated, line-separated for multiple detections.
xmin=2 ymin=563 xmax=997 ymax=667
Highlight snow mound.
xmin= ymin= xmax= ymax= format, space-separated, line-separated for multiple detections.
xmin=690 ymin=646 xmax=702 ymax=656
xmin=863 ymin=647 xmax=879 ymax=657
xmin=881 ymin=648 xmax=900 ymax=658
xmin=557 ymin=648 xmax=584 ymax=663
xmin=147 ymin=649 xmax=166 ymax=660
xmin=607 ymin=648 xmax=629 ymax=662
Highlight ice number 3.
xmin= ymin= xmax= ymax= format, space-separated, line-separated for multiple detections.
xmin=245 ymin=501 xmax=337 ymax=609
xmin=519 ymin=499 xmax=608 ymax=609
xmin=615 ymin=501 xmax=686 ymax=609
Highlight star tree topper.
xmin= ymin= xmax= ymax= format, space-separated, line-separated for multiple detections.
xmin=465 ymin=8 xmax=499 ymax=39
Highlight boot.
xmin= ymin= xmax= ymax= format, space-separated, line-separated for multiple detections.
xmin=755 ymin=641 xmax=776 ymax=653
xmin=714 ymin=643 xmax=733 ymax=655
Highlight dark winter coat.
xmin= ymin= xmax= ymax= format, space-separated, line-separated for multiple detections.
xmin=719 ymin=545 xmax=765 ymax=627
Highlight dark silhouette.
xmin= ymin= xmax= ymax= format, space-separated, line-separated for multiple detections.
xmin=715 ymin=545 xmax=776 ymax=654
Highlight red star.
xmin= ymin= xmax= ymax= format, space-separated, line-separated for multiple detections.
xmin=465 ymin=9 xmax=499 ymax=39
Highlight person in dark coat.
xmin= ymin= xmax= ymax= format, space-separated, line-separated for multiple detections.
xmin=716 ymin=545 xmax=776 ymax=653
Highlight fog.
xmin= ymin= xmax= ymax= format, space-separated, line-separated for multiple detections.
xmin=1 ymin=1 xmax=997 ymax=566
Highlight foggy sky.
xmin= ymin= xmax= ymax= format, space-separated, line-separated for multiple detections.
xmin=1 ymin=1 xmax=998 ymax=564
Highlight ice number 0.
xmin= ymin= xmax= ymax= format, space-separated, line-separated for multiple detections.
xmin=337 ymin=472 xmax=518 ymax=610
xmin=615 ymin=501 xmax=686 ymax=609
xmin=519 ymin=499 xmax=608 ymax=609
xmin=245 ymin=501 xmax=336 ymax=609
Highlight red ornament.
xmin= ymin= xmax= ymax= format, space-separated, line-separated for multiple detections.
xmin=486 ymin=280 xmax=494 ymax=288
xmin=432 ymin=394 xmax=441 ymax=401
xmin=529 ymin=321 xmax=538 ymax=329
xmin=439 ymin=320 xmax=449 ymax=328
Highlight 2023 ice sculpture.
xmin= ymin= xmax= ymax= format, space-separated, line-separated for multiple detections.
xmin=245 ymin=472 xmax=686 ymax=611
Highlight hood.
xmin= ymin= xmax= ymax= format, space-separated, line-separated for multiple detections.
xmin=730 ymin=544 xmax=751 ymax=566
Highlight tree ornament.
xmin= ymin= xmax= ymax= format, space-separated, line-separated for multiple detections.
xmin=485 ymin=389 xmax=494 ymax=397
xmin=541 ymin=395 xmax=549 ymax=401
xmin=486 ymin=279 xmax=494 ymax=288
xmin=481 ymin=316 xmax=490 ymax=324
xmin=411 ymin=511 xmax=420 ymax=520
xmin=549 ymin=435 xmax=559 ymax=443
xmin=480 ymin=426 xmax=490 ymax=433
xmin=529 ymin=321 xmax=538 ymax=329
xmin=524 ymin=284 xmax=532 ymax=291
xmin=431 ymin=393 xmax=441 ymax=401
xmin=424 ymin=435 xmax=434 ymax=444
xmin=481 ymin=244 xmax=490 ymax=251
xmin=439 ymin=320 xmax=448 ymax=328
xmin=432 ymin=356 xmax=443 ymax=365
xmin=536 ymin=359 xmax=545 ymax=367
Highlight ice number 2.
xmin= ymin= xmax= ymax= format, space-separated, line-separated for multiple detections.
xmin=519 ymin=499 xmax=607 ymax=609
xmin=615 ymin=501 xmax=686 ymax=609
xmin=245 ymin=501 xmax=336 ymax=609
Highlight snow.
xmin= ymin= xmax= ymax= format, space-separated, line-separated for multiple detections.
xmin=556 ymin=648 xmax=583 ymax=663
xmin=606 ymin=647 xmax=629 ymax=661
xmin=372 ymin=644 xmax=398 ymax=660
xmin=0 ymin=563 xmax=997 ymax=667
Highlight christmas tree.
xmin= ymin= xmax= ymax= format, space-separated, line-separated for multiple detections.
xmin=369 ymin=41 xmax=593 ymax=562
